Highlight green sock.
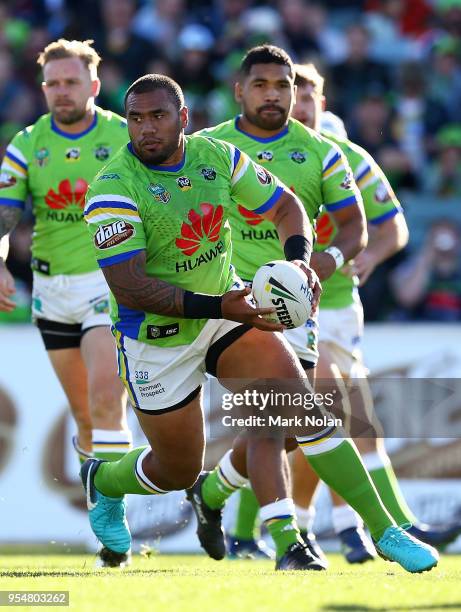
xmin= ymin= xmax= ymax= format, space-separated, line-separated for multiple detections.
xmin=94 ymin=450 xmax=128 ymax=461
xmin=233 ymin=486 xmax=260 ymax=540
xmin=266 ymin=518 xmax=302 ymax=559
xmin=369 ymin=465 xmax=417 ymax=526
xmin=94 ymin=446 xmax=156 ymax=497
xmin=202 ymin=467 xmax=238 ymax=510
xmin=305 ymin=440 xmax=393 ymax=541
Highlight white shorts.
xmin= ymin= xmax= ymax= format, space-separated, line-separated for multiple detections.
xmin=32 ymin=269 xmax=111 ymax=329
xmin=318 ymin=298 xmax=366 ymax=378
xmin=283 ymin=317 xmax=319 ymax=367
xmin=115 ymin=318 xmax=249 ymax=413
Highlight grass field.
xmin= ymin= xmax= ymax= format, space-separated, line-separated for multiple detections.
xmin=1 ymin=553 xmax=461 ymax=611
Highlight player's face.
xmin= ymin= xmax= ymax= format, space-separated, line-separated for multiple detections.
xmin=292 ymin=82 xmax=322 ymax=131
xmin=42 ymin=57 xmax=99 ymax=124
xmin=126 ymin=89 xmax=188 ymax=165
xmin=235 ymin=63 xmax=295 ymax=131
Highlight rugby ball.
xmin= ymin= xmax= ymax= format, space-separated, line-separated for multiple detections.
xmin=251 ymin=260 xmax=314 ymax=328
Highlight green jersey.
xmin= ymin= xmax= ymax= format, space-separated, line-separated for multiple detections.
xmin=0 ymin=107 xmax=128 ymax=276
xmin=317 ymin=131 xmax=402 ymax=309
xmin=198 ymin=117 xmax=361 ymax=282
xmin=84 ymin=134 xmax=285 ymax=348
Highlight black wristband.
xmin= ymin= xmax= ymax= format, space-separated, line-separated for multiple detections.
xmin=283 ymin=235 xmax=312 ymax=264
xmin=183 ymin=291 xmax=223 ymax=319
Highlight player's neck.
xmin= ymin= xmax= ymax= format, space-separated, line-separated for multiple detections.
xmin=52 ymin=108 xmax=96 ymax=135
xmin=237 ymin=115 xmax=288 ymax=140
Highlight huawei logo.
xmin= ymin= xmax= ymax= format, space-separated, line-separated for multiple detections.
xmin=44 ymin=178 xmax=88 ymax=209
xmin=316 ymin=212 xmax=335 ymax=245
xmin=176 ymin=203 xmax=223 ymax=256
xmin=238 ymin=205 xmax=263 ymax=226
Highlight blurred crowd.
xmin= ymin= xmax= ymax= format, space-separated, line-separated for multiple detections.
xmin=1 ymin=0 xmax=461 ymax=322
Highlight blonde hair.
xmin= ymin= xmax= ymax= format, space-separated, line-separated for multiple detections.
xmin=294 ymin=63 xmax=324 ymax=96
xmin=37 ymin=39 xmax=101 ymax=76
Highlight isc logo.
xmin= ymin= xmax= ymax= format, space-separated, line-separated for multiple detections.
xmin=94 ymin=220 xmax=135 ymax=249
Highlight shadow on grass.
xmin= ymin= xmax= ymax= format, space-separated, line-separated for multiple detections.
xmin=0 ymin=569 xmax=221 ymax=578
xmin=323 ymin=605 xmax=461 ymax=611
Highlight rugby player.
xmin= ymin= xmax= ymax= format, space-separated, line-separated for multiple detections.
xmin=80 ymin=73 xmax=437 ymax=573
xmin=0 ymin=39 xmax=132 ymax=567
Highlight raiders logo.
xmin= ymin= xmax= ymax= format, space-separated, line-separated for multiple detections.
xmin=257 ymin=151 xmax=273 ymax=162
xmin=94 ymin=220 xmax=135 ymax=249
xmin=94 ymin=145 xmax=111 ymax=161
xmin=200 ymin=167 xmax=216 ymax=181
xmin=290 ymin=151 xmax=306 ymax=164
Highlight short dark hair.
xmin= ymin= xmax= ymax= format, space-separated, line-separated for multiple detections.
xmin=124 ymin=74 xmax=185 ymax=110
xmin=240 ymin=45 xmax=294 ymax=78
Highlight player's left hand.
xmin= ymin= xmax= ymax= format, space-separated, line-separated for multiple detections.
xmin=348 ymin=250 xmax=378 ymax=286
xmin=291 ymin=259 xmax=322 ymax=312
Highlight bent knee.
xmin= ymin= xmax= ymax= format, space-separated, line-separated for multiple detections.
xmin=161 ymin=464 xmax=203 ymax=491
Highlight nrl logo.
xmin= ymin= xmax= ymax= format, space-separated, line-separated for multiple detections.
xmin=148 ymin=183 xmax=171 ymax=203
xmin=177 ymin=176 xmax=192 ymax=191
xmin=340 ymin=171 xmax=353 ymax=190
xmin=257 ymin=151 xmax=273 ymax=162
xmin=65 ymin=147 xmax=80 ymax=161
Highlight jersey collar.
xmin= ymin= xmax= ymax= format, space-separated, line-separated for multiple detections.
xmin=127 ymin=142 xmax=186 ymax=172
xmin=50 ymin=113 xmax=98 ymax=140
xmin=234 ymin=115 xmax=289 ymax=143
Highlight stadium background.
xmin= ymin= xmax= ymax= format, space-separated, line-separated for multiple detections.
xmin=1 ymin=0 xmax=461 ymax=552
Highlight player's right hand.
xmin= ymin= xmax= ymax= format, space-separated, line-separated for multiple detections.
xmin=221 ymin=287 xmax=285 ymax=332
xmin=0 ymin=260 xmax=16 ymax=312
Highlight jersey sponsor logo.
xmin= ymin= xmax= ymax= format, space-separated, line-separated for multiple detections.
xmin=94 ymin=145 xmax=111 ymax=161
xmin=147 ymin=323 xmax=180 ymax=339
xmin=97 ymin=173 xmax=120 ymax=181
xmin=241 ymin=228 xmax=279 ymax=241
xmin=256 ymin=166 xmax=272 ymax=185
xmin=65 ymin=147 xmax=80 ymax=161
xmin=257 ymin=151 xmax=273 ymax=162
xmin=34 ymin=147 xmax=49 ymax=167
xmin=340 ymin=171 xmax=353 ymax=190
xmin=374 ymin=182 xmax=393 ymax=203
xmin=45 ymin=178 xmax=88 ymax=211
xmin=200 ymin=167 xmax=216 ymax=181
xmin=238 ymin=205 xmax=263 ymax=226
xmin=176 ymin=203 xmax=223 ymax=256
xmin=290 ymin=151 xmax=306 ymax=164
xmin=94 ymin=220 xmax=136 ymax=249
xmin=0 ymin=172 xmax=17 ymax=189
xmin=177 ymin=176 xmax=192 ymax=191
xmin=315 ymin=212 xmax=335 ymax=246
xmin=148 ymin=182 xmax=171 ymax=203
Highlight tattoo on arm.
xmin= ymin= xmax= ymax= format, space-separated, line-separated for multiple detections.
xmin=102 ymin=251 xmax=185 ymax=317
xmin=0 ymin=207 xmax=22 ymax=239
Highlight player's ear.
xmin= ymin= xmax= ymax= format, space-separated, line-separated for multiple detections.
xmin=321 ymin=95 xmax=326 ymax=111
xmin=92 ymin=78 xmax=101 ymax=98
xmin=180 ymin=106 xmax=188 ymax=129
xmin=234 ymin=82 xmax=242 ymax=104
